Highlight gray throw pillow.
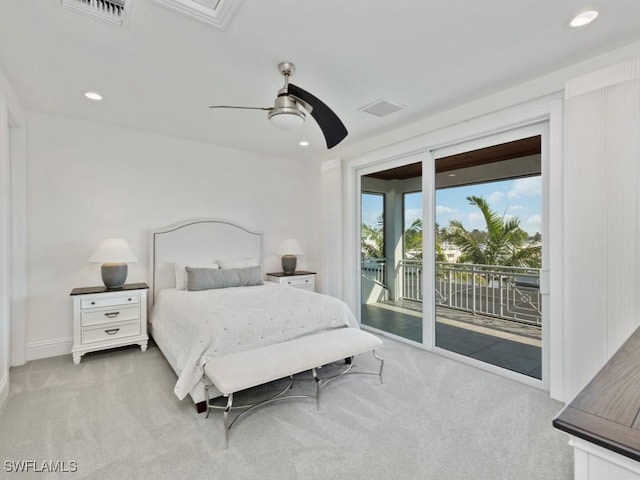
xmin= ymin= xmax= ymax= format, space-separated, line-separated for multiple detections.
xmin=186 ymin=266 xmax=263 ymax=291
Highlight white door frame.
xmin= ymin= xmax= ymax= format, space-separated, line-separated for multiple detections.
xmin=0 ymin=83 xmax=27 ymax=408
xmin=355 ymin=151 xmax=429 ymax=348
xmin=428 ymin=122 xmax=550 ymax=392
xmin=10 ymin=121 xmax=27 ymax=368
xmin=343 ymin=92 xmax=564 ymax=400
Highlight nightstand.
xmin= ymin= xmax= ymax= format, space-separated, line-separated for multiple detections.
xmin=70 ymin=283 xmax=149 ymax=365
xmin=265 ymin=271 xmax=316 ymax=292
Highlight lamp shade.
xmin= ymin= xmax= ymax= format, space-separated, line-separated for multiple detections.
xmin=89 ymin=238 xmax=138 ymax=264
xmin=268 ymin=95 xmax=306 ymax=130
xmin=277 ymin=239 xmax=303 ymax=256
xmin=268 ymin=110 xmax=305 ymax=130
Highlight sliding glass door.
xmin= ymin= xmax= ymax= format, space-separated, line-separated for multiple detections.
xmin=360 ymin=164 xmax=423 ymax=343
xmin=354 ymin=119 xmax=551 ymax=389
xmin=432 ymin=136 xmax=544 ymax=379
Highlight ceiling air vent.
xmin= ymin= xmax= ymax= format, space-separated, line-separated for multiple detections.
xmin=57 ymin=0 xmax=129 ymax=28
xmin=152 ymin=0 xmax=242 ymax=30
xmin=359 ymin=99 xmax=406 ymax=118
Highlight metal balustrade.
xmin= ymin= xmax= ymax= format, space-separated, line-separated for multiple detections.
xmin=361 ymin=257 xmax=387 ymax=287
xmin=364 ymin=258 xmax=542 ymax=327
xmin=434 ymin=261 xmax=541 ymax=326
xmin=397 ymin=259 xmax=423 ymax=302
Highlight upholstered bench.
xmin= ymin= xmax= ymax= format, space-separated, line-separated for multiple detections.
xmin=203 ymin=327 xmax=383 ymax=447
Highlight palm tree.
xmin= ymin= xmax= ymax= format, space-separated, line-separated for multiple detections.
xmin=445 ymin=195 xmax=541 ymax=268
xmin=361 ymin=215 xmax=384 ymax=259
xmin=404 ymin=218 xmax=423 ymax=259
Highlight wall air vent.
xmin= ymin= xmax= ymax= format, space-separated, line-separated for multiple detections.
xmin=152 ymin=0 xmax=242 ymax=30
xmin=57 ymin=0 xmax=129 ymax=28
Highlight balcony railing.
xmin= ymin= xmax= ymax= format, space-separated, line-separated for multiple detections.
xmin=397 ymin=258 xmax=423 ymax=302
xmin=361 ymin=257 xmax=386 ymax=287
xmin=390 ymin=259 xmax=542 ymax=326
xmin=434 ymin=261 xmax=541 ymax=326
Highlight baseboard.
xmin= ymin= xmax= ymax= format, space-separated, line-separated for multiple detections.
xmin=26 ymin=337 xmax=73 ymax=362
xmin=0 ymin=371 xmax=9 ymax=408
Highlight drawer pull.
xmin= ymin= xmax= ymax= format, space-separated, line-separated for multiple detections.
xmin=104 ymin=328 xmax=120 ymax=335
xmin=104 ymin=312 xmax=120 ymax=318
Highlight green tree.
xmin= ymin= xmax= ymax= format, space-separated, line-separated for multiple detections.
xmin=434 ymin=222 xmax=447 ymax=262
xmin=404 ymin=218 xmax=423 ymax=259
xmin=445 ymin=195 xmax=541 ymax=268
xmin=361 ymin=215 xmax=384 ymax=259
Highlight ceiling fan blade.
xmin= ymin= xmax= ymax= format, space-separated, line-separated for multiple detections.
xmin=209 ymin=105 xmax=272 ymax=110
xmin=287 ymin=83 xmax=348 ymax=149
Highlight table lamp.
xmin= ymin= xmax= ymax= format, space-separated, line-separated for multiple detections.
xmin=89 ymin=238 xmax=138 ymax=289
xmin=277 ymin=238 xmax=303 ymax=274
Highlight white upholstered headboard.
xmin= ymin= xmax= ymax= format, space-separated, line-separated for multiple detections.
xmin=148 ymin=218 xmax=263 ymax=308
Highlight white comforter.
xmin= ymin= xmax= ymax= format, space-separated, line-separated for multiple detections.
xmin=150 ymin=283 xmax=358 ymax=400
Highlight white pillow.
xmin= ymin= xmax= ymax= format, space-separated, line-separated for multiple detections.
xmin=174 ymin=263 xmax=219 ymax=290
xmin=218 ymin=258 xmax=259 ymax=269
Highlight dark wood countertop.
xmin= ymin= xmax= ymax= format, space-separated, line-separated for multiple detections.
xmin=265 ymin=271 xmax=316 ymax=277
xmin=553 ymin=325 xmax=640 ymax=462
xmin=70 ymin=283 xmax=149 ymax=295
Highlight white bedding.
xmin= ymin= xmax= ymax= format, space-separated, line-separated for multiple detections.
xmin=150 ymin=283 xmax=358 ymax=400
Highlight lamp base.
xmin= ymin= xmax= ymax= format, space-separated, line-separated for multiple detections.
xmin=281 ymin=255 xmax=297 ymax=275
xmin=101 ymin=263 xmax=128 ymax=289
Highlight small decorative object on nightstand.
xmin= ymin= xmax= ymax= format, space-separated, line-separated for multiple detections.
xmin=276 ymin=238 xmax=303 ymax=274
xmin=70 ymin=283 xmax=149 ymax=365
xmin=265 ymin=271 xmax=316 ymax=292
xmin=88 ymin=238 xmax=138 ymax=289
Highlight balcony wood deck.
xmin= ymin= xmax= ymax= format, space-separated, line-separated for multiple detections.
xmin=361 ymin=301 xmax=541 ymax=379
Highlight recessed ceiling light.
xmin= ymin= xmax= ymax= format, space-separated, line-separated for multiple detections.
xmin=448 ymin=173 xmax=456 ymax=177
xmin=299 ymin=141 xmax=309 ymax=147
xmin=570 ymin=10 xmax=599 ymax=28
xmin=84 ymin=91 xmax=103 ymax=101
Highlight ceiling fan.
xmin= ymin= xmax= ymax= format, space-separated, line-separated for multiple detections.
xmin=209 ymin=61 xmax=348 ymax=149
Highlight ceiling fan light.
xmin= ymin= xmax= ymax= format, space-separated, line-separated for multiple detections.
xmin=268 ymin=109 xmax=305 ymax=130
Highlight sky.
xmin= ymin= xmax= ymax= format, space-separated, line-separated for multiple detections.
xmin=362 ymin=176 xmax=542 ymax=236
xmin=436 ymin=177 xmax=541 ymax=236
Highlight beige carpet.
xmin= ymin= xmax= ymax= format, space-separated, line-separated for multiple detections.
xmin=0 ymin=336 xmax=572 ymax=479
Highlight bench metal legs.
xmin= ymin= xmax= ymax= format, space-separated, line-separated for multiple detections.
xmin=206 ymin=350 xmax=384 ymax=448
xmin=374 ymin=349 xmax=384 ymax=384
xmin=317 ymin=350 xmax=384 ymax=390
xmin=312 ymin=368 xmax=320 ymax=410
xmin=223 ymin=394 xmax=233 ymax=449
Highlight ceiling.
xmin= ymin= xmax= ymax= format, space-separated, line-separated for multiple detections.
xmin=1 ymin=1 xmax=640 ymax=161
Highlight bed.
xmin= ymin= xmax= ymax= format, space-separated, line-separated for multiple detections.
xmin=148 ymin=218 xmax=359 ymax=412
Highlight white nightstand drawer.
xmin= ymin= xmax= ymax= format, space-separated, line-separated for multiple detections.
xmin=81 ymin=304 xmax=141 ymax=327
xmin=81 ymin=293 xmax=140 ymax=310
xmin=71 ymin=284 xmax=149 ymax=365
xmin=283 ymin=277 xmax=314 ymax=288
xmin=82 ymin=320 xmax=140 ymax=344
xmin=265 ymin=272 xmax=316 ymax=292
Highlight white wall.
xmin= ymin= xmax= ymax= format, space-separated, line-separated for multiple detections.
xmin=562 ymin=60 xmax=640 ymax=400
xmin=25 ymin=111 xmax=314 ymax=360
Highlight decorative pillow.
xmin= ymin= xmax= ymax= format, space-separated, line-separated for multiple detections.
xmin=174 ymin=263 xmax=219 ymax=290
xmin=186 ymin=265 xmax=263 ymax=291
xmin=218 ymin=258 xmax=260 ymax=269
